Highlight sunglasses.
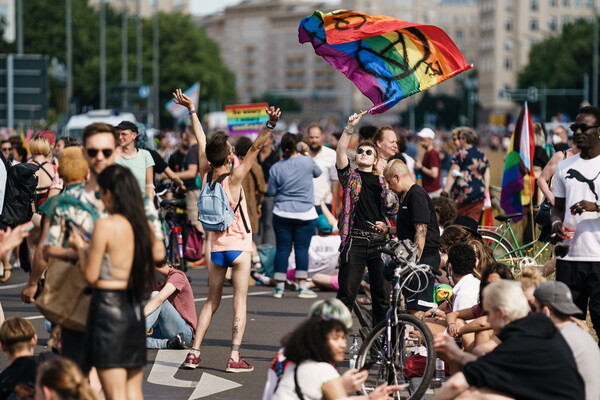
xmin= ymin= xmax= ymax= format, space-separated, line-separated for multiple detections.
xmin=1 ymin=147 xmax=11 ymax=151
xmin=86 ymin=148 xmax=114 ymax=158
xmin=570 ymin=123 xmax=600 ymax=133
xmin=357 ymin=148 xmax=374 ymax=156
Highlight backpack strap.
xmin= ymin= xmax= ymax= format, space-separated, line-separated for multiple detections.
xmin=293 ymin=365 xmax=305 ymax=400
xmin=233 ymin=189 xmax=251 ymax=234
xmin=32 ymin=160 xmax=54 ymax=181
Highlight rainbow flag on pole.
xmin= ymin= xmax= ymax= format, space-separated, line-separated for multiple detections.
xmin=298 ymin=10 xmax=472 ymax=114
xmin=500 ymin=102 xmax=535 ymax=220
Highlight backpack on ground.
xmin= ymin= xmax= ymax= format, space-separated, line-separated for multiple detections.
xmin=197 ymin=171 xmax=250 ymax=233
xmin=0 ymin=153 xmax=39 ymax=227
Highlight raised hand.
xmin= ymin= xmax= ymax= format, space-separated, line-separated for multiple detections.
xmin=172 ymin=88 xmax=195 ymax=111
xmin=266 ymin=106 xmax=281 ymax=123
xmin=346 ymin=110 xmax=368 ymax=128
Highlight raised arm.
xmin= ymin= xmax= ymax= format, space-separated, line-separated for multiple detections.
xmin=337 ymin=111 xmax=368 ymax=170
xmin=230 ymin=106 xmax=281 ymax=187
xmin=172 ymin=89 xmax=209 ymax=176
xmin=537 ymin=150 xmax=565 ymax=205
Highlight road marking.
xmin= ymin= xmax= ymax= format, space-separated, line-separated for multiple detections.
xmin=193 ymin=291 xmax=271 ymax=302
xmin=24 ymin=315 xmax=45 ymax=320
xmin=189 ymin=373 xmax=242 ymax=399
xmin=147 ymin=350 xmax=196 ymax=388
xmin=0 ymin=283 xmax=25 ymax=290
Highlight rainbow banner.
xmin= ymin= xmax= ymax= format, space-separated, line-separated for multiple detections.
xmin=500 ymin=102 xmax=535 ymax=220
xmin=225 ymin=103 xmax=269 ymax=136
xmin=298 ymin=10 xmax=472 ymax=114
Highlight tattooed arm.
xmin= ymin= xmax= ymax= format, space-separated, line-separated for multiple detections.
xmin=414 ymin=223 xmax=427 ymax=259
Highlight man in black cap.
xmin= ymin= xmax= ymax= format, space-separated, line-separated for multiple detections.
xmin=115 ymin=121 xmax=155 ymax=199
xmin=534 ymin=281 xmax=600 ymax=400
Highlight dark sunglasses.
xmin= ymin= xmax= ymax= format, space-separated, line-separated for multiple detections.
xmin=86 ymin=148 xmax=113 ymax=158
xmin=1 ymin=147 xmax=11 ymax=151
xmin=357 ymin=148 xmax=374 ymax=156
xmin=570 ymin=123 xmax=600 ymax=133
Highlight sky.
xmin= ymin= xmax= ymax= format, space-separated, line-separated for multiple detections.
xmin=190 ymin=0 xmax=339 ymax=17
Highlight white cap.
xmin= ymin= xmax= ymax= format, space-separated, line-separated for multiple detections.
xmin=417 ymin=127 xmax=435 ymax=139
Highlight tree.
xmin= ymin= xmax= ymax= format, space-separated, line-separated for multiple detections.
xmin=518 ymin=18 xmax=597 ymax=120
xmin=19 ymin=0 xmax=235 ymax=127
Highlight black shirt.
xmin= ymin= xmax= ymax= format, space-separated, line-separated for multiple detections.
xmin=463 ymin=313 xmax=584 ymax=400
xmin=396 ymin=184 xmax=440 ymax=257
xmin=0 ymin=353 xmax=57 ymax=400
xmin=148 ymin=149 xmax=168 ymax=175
xmin=353 ymin=171 xmax=383 ymax=230
xmin=258 ymin=149 xmax=280 ymax=182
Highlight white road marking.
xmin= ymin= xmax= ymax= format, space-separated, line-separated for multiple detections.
xmin=193 ymin=291 xmax=271 ymax=303
xmin=147 ymin=350 xmax=196 ymax=388
xmin=0 ymin=283 xmax=25 ymax=290
xmin=189 ymin=373 xmax=242 ymax=399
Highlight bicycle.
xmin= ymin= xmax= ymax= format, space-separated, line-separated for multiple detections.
xmin=478 ymin=212 xmax=552 ymax=275
xmin=157 ymin=181 xmax=188 ymax=272
xmin=355 ymin=239 xmax=436 ymax=400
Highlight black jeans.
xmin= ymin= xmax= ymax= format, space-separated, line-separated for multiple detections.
xmin=556 ymin=259 xmax=600 ymax=343
xmin=337 ymin=232 xmax=389 ymax=325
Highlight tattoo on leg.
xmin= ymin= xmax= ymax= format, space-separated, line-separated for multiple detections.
xmin=233 ymin=325 xmax=239 ymax=337
xmin=231 ymin=344 xmax=240 ymax=352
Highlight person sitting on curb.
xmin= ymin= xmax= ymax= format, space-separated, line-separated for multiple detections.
xmin=144 ymin=264 xmax=197 ymax=349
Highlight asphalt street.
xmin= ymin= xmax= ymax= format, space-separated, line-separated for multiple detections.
xmin=1 ymin=267 xmax=437 ymax=399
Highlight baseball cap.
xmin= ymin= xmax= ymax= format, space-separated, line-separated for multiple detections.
xmin=417 ymin=128 xmax=435 ymax=140
xmin=316 ymin=214 xmax=333 ymax=234
xmin=534 ymin=281 xmax=582 ymax=316
xmin=115 ymin=121 xmax=138 ymax=133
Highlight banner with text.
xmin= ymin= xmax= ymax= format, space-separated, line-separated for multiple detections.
xmin=225 ymin=103 xmax=268 ymax=136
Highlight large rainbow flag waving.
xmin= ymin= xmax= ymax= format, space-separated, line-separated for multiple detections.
xmin=298 ymin=10 xmax=472 ymax=113
xmin=500 ymin=102 xmax=535 ymax=220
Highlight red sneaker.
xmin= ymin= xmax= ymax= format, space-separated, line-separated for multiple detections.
xmin=183 ymin=352 xmax=201 ymax=369
xmin=225 ymin=357 xmax=254 ymax=373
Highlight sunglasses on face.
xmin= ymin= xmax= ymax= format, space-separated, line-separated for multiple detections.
xmin=570 ymin=123 xmax=600 ymax=133
xmin=357 ymin=148 xmax=374 ymax=156
xmin=1 ymin=147 xmax=11 ymax=151
xmin=86 ymin=148 xmax=113 ymax=158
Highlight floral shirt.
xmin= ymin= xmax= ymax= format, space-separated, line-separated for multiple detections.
xmin=450 ymin=146 xmax=489 ymax=205
xmin=337 ymin=163 xmax=399 ymax=249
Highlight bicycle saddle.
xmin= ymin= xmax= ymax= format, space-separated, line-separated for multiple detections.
xmin=495 ymin=212 xmax=524 ymax=222
xmin=160 ymin=198 xmax=186 ymax=208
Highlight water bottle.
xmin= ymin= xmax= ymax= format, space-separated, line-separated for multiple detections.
xmin=435 ymin=358 xmax=445 ymax=380
xmin=348 ymin=335 xmax=360 ymax=369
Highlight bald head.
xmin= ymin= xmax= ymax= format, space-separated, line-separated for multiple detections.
xmin=384 ymin=159 xmax=413 ymax=195
xmin=384 ymin=159 xmax=409 ymax=180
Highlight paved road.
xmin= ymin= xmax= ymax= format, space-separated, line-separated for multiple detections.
xmin=1 ymin=267 xmax=437 ymax=399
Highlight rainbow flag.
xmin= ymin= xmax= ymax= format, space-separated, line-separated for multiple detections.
xmin=165 ymin=82 xmax=200 ymax=121
xmin=298 ymin=10 xmax=472 ymax=114
xmin=500 ymin=102 xmax=535 ymax=220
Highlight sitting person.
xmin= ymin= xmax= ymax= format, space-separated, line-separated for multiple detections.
xmin=144 ymin=264 xmax=197 ymax=349
xmin=36 ymin=357 xmax=98 ymax=400
xmin=534 ymin=281 xmax=600 ymax=400
xmin=434 ymin=280 xmax=584 ymax=400
xmin=448 ymin=244 xmax=480 ymax=313
xmin=0 ymin=317 xmax=56 ymax=400
xmin=519 ymin=265 xmax=546 ymax=310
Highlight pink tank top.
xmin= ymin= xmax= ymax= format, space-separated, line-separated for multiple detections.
xmin=208 ymin=175 xmax=253 ymax=252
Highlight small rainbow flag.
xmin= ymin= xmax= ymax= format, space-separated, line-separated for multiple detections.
xmin=298 ymin=10 xmax=472 ymax=114
xmin=500 ymin=102 xmax=535 ymax=220
xmin=165 ymin=82 xmax=200 ymax=121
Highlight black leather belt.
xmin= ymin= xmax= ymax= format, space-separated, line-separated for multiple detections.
xmin=351 ymin=228 xmax=385 ymax=239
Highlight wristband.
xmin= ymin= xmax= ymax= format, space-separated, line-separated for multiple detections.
xmin=552 ymin=220 xmax=561 ymax=227
xmin=189 ymin=109 xmax=197 ymax=115
xmin=266 ymin=121 xmax=276 ymax=130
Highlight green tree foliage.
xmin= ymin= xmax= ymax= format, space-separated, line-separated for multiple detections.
xmin=19 ymin=0 xmax=235 ymax=127
xmin=518 ymin=18 xmax=597 ymax=120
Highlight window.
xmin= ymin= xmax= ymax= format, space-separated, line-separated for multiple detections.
xmin=506 ymin=0 xmax=514 ymax=11
xmin=549 ymin=16 xmax=558 ymax=31
xmin=530 ymin=18 xmax=539 ymax=30
xmin=563 ymin=0 xmax=570 ymax=5
xmin=562 ymin=15 xmax=570 ymax=25
xmin=456 ymin=29 xmax=464 ymax=39
xmin=531 ymin=0 xmax=539 ymax=10
xmin=504 ymin=38 xmax=514 ymax=50
xmin=550 ymin=0 xmax=558 ymax=6
xmin=505 ymin=58 xmax=513 ymax=70
xmin=506 ymin=18 xmax=513 ymax=31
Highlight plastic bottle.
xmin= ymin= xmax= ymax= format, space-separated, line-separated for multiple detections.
xmin=435 ymin=358 xmax=445 ymax=380
xmin=348 ymin=336 xmax=359 ymax=369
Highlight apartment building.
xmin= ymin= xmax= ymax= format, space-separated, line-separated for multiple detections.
xmin=89 ymin=0 xmax=190 ymax=18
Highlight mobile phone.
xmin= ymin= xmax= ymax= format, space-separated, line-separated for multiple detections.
xmin=68 ymin=220 xmax=92 ymax=241
xmin=359 ymin=361 xmax=375 ymax=371
xmin=24 ymin=222 xmax=35 ymax=232
xmin=366 ymin=221 xmax=378 ymax=229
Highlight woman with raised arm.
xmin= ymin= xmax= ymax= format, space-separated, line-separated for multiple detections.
xmin=335 ymin=111 xmax=395 ymax=326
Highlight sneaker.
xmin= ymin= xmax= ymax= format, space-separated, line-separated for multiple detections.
xmin=226 ymin=357 xmax=254 ymax=373
xmin=273 ymin=288 xmax=285 ymax=299
xmin=182 ymin=351 xmax=201 ymax=369
xmin=285 ymin=280 xmax=299 ymax=291
xmin=298 ymin=288 xmax=318 ymax=299
xmin=167 ymin=333 xmax=187 ymax=350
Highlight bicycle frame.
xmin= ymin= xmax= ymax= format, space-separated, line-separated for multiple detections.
xmin=481 ymin=221 xmax=552 ymax=264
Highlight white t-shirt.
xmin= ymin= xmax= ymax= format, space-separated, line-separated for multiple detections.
xmin=452 ymin=273 xmax=480 ymax=312
xmin=559 ymin=322 xmax=600 ymax=400
xmin=272 ymin=361 xmax=340 ymax=400
xmin=311 ymin=146 xmax=338 ymax=205
xmin=287 ymin=235 xmax=341 ymax=276
xmin=553 ymin=153 xmax=600 ymax=260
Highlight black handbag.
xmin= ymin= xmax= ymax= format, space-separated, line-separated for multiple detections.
xmin=535 ymin=199 xmax=552 ymax=227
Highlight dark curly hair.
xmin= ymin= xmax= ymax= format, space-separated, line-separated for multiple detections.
xmin=448 ymin=243 xmax=476 ymax=277
xmin=478 ymin=262 xmax=514 ymax=305
xmin=206 ymin=131 xmax=231 ymax=167
xmin=282 ymin=316 xmax=348 ymax=365
xmin=432 ymin=197 xmax=457 ymax=229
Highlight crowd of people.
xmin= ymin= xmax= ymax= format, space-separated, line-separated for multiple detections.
xmin=0 ymin=93 xmax=598 ymax=400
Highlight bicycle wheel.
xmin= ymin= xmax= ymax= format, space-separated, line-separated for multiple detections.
xmin=479 ymin=229 xmax=516 ymax=267
xmin=356 ymin=314 xmax=435 ymax=400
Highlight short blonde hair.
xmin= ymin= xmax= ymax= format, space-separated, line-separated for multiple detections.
xmin=383 ymin=159 xmax=409 ymax=180
xmin=29 ymin=137 xmax=52 ymax=157
xmin=58 ymin=147 xmax=88 ymax=184
xmin=520 ymin=266 xmax=546 ymax=291
xmin=483 ymin=280 xmax=529 ymax=322
xmin=0 ymin=317 xmax=36 ymax=355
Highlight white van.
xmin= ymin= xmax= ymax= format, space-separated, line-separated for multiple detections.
xmin=63 ymin=110 xmax=136 ymax=139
